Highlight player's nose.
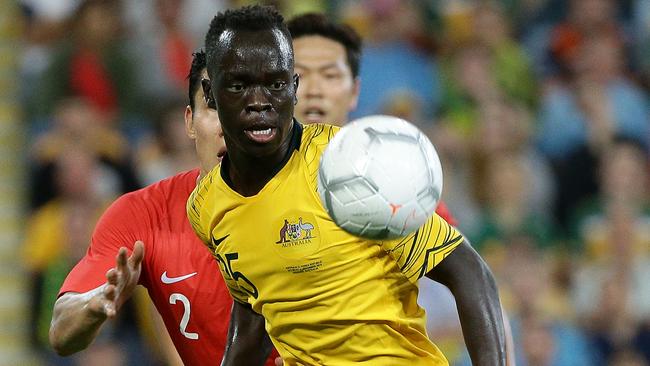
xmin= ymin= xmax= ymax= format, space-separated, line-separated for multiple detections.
xmin=245 ymin=86 xmax=272 ymax=113
xmin=305 ymin=78 xmax=323 ymax=97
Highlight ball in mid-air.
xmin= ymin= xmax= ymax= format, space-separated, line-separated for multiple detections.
xmin=318 ymin=115 xmax=443 ymax=240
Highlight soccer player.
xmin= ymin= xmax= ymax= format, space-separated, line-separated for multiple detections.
xmin=189 ymin=5 xmax=506 ymax=365
xmin=48 ymin=51 xmax=277 ymax=366
xmin=289 ymin=13 xmax=360 ymax=127
xmin=289 ymin=13 xmax=516 ymax=364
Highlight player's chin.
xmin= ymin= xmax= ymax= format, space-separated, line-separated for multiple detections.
xmin=243 ymin=139 xmax=283 ymax=157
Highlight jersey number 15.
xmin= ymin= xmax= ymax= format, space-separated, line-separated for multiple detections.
xmin=215 ymin=252 xmax=259 ymax=299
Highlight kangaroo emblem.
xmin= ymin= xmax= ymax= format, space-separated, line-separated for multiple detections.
xmin=276 ymin=219 xmax=289 ymax=243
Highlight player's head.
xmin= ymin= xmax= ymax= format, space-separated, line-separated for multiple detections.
xmin=288 ymin=13 xmax=361 ymax=125
xmin=184 ymin=49 xmax=226 ymax=177
xmin=203 ymin=5 xmax=298 ymax=159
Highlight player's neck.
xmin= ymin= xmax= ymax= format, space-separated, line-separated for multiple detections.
xmin=224 ymin=121 xmax=300 ymax=197
xmin=225 ymin=154 xmax=279 ymax=196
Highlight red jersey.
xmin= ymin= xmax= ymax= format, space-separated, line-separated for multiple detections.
xmin=435 ymin=201 xmax=456 ymax=226
xmin=59 ymin=170 xmax=277 ymax=366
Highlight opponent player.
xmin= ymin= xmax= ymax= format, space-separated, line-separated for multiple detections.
xmin=289 ymin=13 xmax=516 ymax=364
xmin=49 ymin=51 xmax=277 ymax=366
xmin=290 ymin=13 xmax=360 ymax=127
xmin=189 ymin=5 xmax=506 ymax=365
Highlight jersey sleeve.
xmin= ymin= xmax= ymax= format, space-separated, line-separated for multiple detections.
xmin=58 ymin=194 xmax=142 ymax=296
xmin=380 ymin=213 xmax=464 ymax=284
xmin=186 ymin=171 xmax=250 ymax=304
xmin=214 ymin=262 xmax=250 ymax=305
xmin=187 ymin=172 xmax=214 ymax=245
xmin=301 ymin=124 xmax=340 ymax=192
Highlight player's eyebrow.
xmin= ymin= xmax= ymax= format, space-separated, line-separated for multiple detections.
xmin=223 ymin=68 xmax=290 ymax=80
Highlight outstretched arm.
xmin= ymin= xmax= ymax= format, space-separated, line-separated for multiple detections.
xmin=426 ymin=240 xmax=506 ymax=366
xmin=49 ymin=241 xmax=144 ymax=356
xmin=221 ymin=300 xmax=273 ymax=366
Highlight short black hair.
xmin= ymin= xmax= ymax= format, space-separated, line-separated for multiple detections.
xmin=204 ymin=5 xmax=290 ymax=73
xmin=187 ymin=49 xmax=206 ymax=111
xmin=287 ymin=13 xmax=362 ymax=78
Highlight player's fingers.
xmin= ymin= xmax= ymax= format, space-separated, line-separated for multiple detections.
xmin=116 ymin=247 xmax=128 ymax=269
xmin=274 ymin=357 xmax=283 ymax=366
xmin=116 ymin=248 xmax=130 ymax=285
xmin=103 ymin=284 xmax=116 ymax=301
xmin=128 ymin=241 xmax=145 ymax=268
xmin=106 ymin=268 xmax=118 ymax=285
xmin=103 ymin=284 xmax=119 ymax=317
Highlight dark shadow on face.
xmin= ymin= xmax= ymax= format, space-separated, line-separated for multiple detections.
xmin=208 ymin=28 xmax=298 ymax=160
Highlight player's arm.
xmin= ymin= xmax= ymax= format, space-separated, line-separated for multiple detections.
xmin=49 ymin=242 xmax=144 ymax=356
xmin=221 ymin=300 xmax=273 ymax=366
xmin=426 ymin=240 xmax=506 ymax=366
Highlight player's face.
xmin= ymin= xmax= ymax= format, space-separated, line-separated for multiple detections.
xmin=185 ymin=69 xmax=226 ymax=177
xmin=294 ymin=35 xmax=359 ymax=126
xmin=208 ymin=29 xmax=297 ymax=159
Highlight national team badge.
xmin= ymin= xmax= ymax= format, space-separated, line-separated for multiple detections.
xmin=273 ymin=214 xmax=321 ymax=260
xmin=276 ymin=217 xmax=316 ymax=243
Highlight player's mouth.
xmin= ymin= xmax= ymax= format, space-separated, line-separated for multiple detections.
xmin=303 ymin=107 xmax=326 ymax=123
xmin=244 ymin=126 xmax=277 ymax=143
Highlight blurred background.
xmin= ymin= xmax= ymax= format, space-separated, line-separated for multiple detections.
xmin=2 ymin=0 xmax=649 ymax=365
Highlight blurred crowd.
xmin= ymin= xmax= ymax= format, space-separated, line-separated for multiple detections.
xmin=17 ymin=0 xmax=650 ymax=365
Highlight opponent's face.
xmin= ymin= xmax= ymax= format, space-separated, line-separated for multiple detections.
xmin=185 ymin=69 xmax=226 ymax=177
xmin=294 ymin=35 xmax=359 ymax=126
xmin=206 ymin=28 xmax=297 ymax=159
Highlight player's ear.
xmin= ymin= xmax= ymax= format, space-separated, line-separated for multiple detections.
xmin=185 ymin=105 xmax=196 ymax=139
xmin=293 ymin=74 xmax=299 ymax=105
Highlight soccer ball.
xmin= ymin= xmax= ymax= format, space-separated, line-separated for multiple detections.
xmin=318 ymin=115 xmax=443 ymax=240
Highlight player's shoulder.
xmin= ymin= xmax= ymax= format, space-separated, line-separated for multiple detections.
xmin=299 ymin=123 xmax=340 ymax=160
xmin=187 ymin=168 xmax=220 ymax=244
xmin=127 ymin=169 xmax=199 ymax=202
xmin=144 ymin=169 xmax=200 ymax=197
xmin=300 ymin=123 xmax=340 ymax=146
xmin=106 ymin=169 xmax=199 ymax=220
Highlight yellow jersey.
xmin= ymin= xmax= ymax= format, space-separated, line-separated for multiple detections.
xmin=188 ymin=122 xmax=463 ymax=365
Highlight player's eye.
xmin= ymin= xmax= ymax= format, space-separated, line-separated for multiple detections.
xmin=227 ymin=84 xmax=244 ymax=93
xmin=269 ymin=80 xmax=287 ymax=91
xmin=324 ymin=73 xmax=341 ymax=80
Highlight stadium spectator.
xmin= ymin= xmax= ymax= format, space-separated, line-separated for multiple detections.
xmin=347 ymin=0 xmax=441 ymax=123
xmin=29 ymin=97 xmax=139 ymax=209
xmin=33 ymin=0 xmax=141 ymax=121
xmin=547 ymin=0 xmax=627 ymax=78
xmin=571 ymin=138 xmax=650 ymax=363
xmin=538 ymin=30 xmax=649 ymax=230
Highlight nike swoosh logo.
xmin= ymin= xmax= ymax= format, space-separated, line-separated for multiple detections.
xmin=161 ymin=271 xmax=197 ymax=284
xmin=212 ymin=234 xmax=230 ymax=247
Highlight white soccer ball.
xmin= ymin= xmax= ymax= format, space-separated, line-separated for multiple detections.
xmin=318 ymin=115 xmax=443 ymax=240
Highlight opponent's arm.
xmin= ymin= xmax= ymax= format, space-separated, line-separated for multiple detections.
xmin=426 ymin=240 xmax=506 ymax=366
xmin=221 ymin=300 xmax=273 ymax=366
xmin=49 ymin=242 xmax=144 ymax=356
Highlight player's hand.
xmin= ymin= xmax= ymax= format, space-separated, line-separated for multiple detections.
xmin=87 ymin=241 xmax=145 ymax=318
xmin=274 ymin=357 xmax=283 ymax=366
